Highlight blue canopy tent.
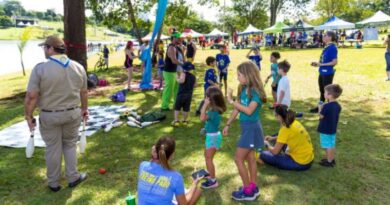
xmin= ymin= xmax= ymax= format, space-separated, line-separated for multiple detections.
xmin=314 ymin=16 xmax=355 ymax=30
xmin=139 ymin=0 xmax=168 ymax=90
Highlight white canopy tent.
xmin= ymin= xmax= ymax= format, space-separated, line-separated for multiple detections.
xmin=181 ymin=29 xmax=204 ymax=38
xmin=207 ymin=28 xmax=229 ymax=37
xmin=142 ymin=32 xmax=170 ymax=41
xmin=356 ymin=11 xmax=390 ymax=27
xmin=238 ymin=24 xmax=262 ymax=35
xmin=314 ymin=16 xmax=355 ymax=30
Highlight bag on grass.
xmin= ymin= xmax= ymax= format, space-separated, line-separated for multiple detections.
xmin=98 ymin=79 xmax=108 ymax=86
xmin=140 ymin=110 xmax=166 ymax=123
xmin=110 ymin=90 xmax=126 ymax=102
xmin=87 ymin=73 xmax=99 ymax=88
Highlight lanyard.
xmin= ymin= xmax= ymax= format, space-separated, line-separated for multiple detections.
xmin=48 ymin=56 xmax=70 ymax=68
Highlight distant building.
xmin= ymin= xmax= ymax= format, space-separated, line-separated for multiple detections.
xmin=12 ymin=17 xmax=39 ymax=27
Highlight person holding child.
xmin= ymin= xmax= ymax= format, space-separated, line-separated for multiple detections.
xmin=310 ymin=31 xmax=338 ymax=113
xmin=172 ymin=62 xmax=196 ymax=127
xmin=258 ymin=105 xmax=314 ymax=171
xmin=265 ymin=52 xmax=281 ymax=109
xmin=223 ymin=61 xmax=267 ymax=201
xmin=216 ymin=45 xmax=231 ymax=96
xmin=137 ymin=136 xmax=202 ymax=205
xmin=199 ymin=86 xmax=226 ymax=189
xmin=161 ymin=32 xmax=183 ymax=111
xmin=318 ymin=84 xmax=343 ymax=167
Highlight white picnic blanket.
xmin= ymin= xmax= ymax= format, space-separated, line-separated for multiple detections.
xmin=0 ymin=105 xmax=128 ymax=148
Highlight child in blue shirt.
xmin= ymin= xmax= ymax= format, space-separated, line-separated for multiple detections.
xmin=246 ymin=47 xmax=262 ymax=70
xmin=265 ymin=52 xmax=281 ymax=108
xmin=138 ymin=136 xmax=203 ymax=204
xmin=318 ymin=84 xmax=342 ymax=167
xmin=200 ymin=86 xmax=226 ymax=189
xmin=157 ymin=51 xmax=165 ymax=88
xmin=224 ymin=61 xmax=267 ymax=201
xmin=204 ymin=56 xmax=219 ymax=95
xmin=216 ymin=45 xmax=230 ymax=96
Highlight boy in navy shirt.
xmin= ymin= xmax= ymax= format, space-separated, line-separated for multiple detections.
xmin=216 ymin=45 xmax=230 ymax=96
xmin=204 ymin=56 xmax=219 ymax=94
xmin=318 ymin=84 xmax=343 ymax=167
xmin=196 ymin=56 xmax=218 ymax=116
xmin=246 ymin=47 xmax=262 ymax=70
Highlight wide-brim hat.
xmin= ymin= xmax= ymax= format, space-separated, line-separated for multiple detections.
xmin=38 ymin=35 xmax=65 ymax=49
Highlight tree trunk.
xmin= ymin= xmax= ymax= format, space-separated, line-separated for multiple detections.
xmin=269 ymin=0 xmax=278 ymax=26
xmin=152 ymin=26 xmax=163 ymax=58
xmin=126 ymin=0 xmax=143 ymax=43
xmin=63 ymin=0 xmax=87 ymax=70
xmin=20 ymin=55 xmax=25 ymax=76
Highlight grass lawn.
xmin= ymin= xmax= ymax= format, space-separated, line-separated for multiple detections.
xmin=0 ymin=47 xmax=389 ymax=205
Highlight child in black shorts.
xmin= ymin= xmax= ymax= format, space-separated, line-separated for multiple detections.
xmin=172 ymin=62 xmax=197 ymax=126
xmin=265 ymin=52 xmax=281 ymax=109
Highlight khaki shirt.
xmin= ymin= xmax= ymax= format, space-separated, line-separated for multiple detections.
xmin=27 ymin=55 xmax=87 ymax=110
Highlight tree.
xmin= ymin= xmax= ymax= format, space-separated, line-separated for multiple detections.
xmin=87 ymin=0 xmax=156 ymax=43
xmin=164 ymin=0 xmax=195 ymax=31
xmin=3 ymin=0 xmax=25 ymax=16
xmin=315 ymin=0 xmax=351 ymax=19
xmin=64 ymin=0 xmax=87 ymax=70
xmin=232 ymin=0 xmax=268 ymax=29
xmin=268 ymin=0 xmax=310 ymax=26
xmin=0 ymin=15 xmax=13 ymax=27
xmin=17 ymin=27 xmax=32 ymax=76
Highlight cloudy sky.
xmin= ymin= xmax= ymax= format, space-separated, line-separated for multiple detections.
xmin=18 ymin=0 xmax=316 ymax=22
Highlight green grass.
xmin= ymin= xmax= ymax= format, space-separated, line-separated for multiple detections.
xmin=0 ymin=47 xmax=389 ymax=205
xmin=0 ymin=21 xmax=131 ymax=41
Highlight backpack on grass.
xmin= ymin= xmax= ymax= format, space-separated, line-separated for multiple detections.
xmin=140 ymin=110 xmax=166 ymax=123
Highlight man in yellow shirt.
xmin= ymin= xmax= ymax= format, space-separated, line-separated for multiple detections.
xmin=258 ymin=105 xmax=314 ymax=171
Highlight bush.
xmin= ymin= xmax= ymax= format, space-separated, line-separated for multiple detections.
xmin=0 ymin=15 xmax=13 ymax=28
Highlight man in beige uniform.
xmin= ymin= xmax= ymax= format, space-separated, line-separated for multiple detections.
xmin=24 ymin=35 xmax=88 ymax=192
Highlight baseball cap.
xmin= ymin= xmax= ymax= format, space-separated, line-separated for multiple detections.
xmin=127 ymin=41 xmax=133 ymax=47
xmin=38 ymin=35 xmax=65 ymax=49
xmin=182 ymin=62 xmax=194 ymax=71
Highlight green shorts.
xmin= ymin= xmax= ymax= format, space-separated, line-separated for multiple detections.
xmin=205 ymin=132 xmax=222 ymax=150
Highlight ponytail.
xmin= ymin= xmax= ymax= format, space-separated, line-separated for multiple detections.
xmin=285 ymin=110 xmax=295 ymax=128
xmin=158 ymin=144 xmax=170 ymax=170
xmin=275 ymin=105 xmax=295 ymax=128
xmin=155 ymin=136 xmax=176 ymax=170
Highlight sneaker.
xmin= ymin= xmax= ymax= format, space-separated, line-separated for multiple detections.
xmin=237 ymin=186 xmax=260 ymax=197
xmin=231 ymin=189 xmax=256 ymax=201
xmin=321 ymin=159 xmax=336 ymax=165
xmin=201 ymin=179 xmax=219 ymax=189
xmin=171 ymin=121 xmax=180 ymax=127
xmin=309 ymin=107 xmax=319 ymax=113
xmin=319 ymin=160 xmax=335 ymax=167
xmin=386 ymin=77 xmax=390 ymax=81
xmin=68 ymin=173 xmax=88 ymax=188
xmin=48 ymin=185 xmax=61 ymax=192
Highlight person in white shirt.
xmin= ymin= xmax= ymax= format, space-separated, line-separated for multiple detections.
xmin=276 ymin=60 xmax=291 ymax=107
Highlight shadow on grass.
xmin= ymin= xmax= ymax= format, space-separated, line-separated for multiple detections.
xmin=0 ymin=60 xmax=389 ymax=204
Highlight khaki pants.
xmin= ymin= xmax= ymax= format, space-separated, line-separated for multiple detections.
xmin=39 ymin=109 xmax=81 ymax=187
